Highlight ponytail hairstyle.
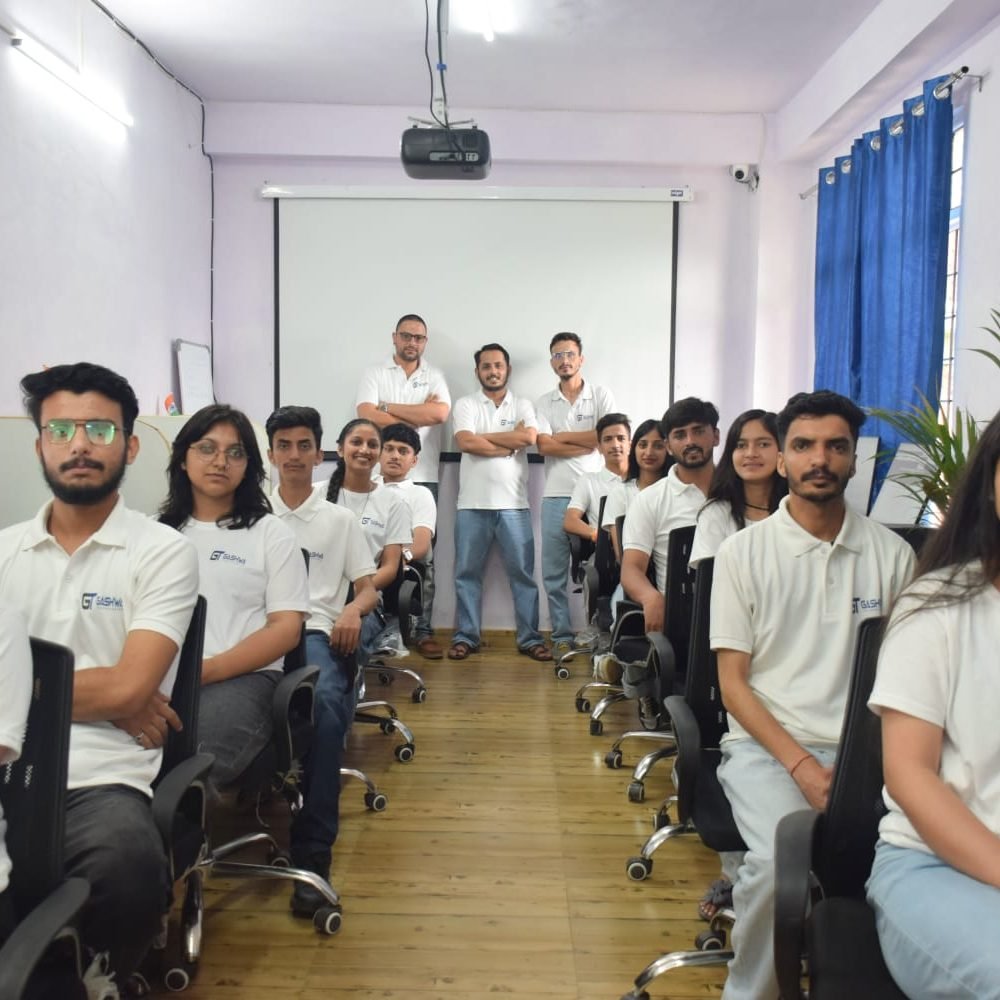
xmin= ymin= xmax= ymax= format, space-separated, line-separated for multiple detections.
xmin=326 ymin=418 xmax=381 ymax=503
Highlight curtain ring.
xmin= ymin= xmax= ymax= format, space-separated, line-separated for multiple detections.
xmin=912 ymin=100 xmax=925 ymax=117
xmin=824 ymin=170 xmax=836 ymax=185
xmin=870 ymin=135 xmax=882 ymax=151
xmin=840 ymin=160 xmax=851 ymax=174
xmin=889 ymin=118 xmax=904 ymax=137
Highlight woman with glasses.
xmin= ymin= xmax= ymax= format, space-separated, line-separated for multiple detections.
xmin=865 ymin=410 xmax=1000 ymax=998
xmin=326 ymin=419 xmax=411 ymax=653
xmin=158 ymin=404 xmax=309 ymax=788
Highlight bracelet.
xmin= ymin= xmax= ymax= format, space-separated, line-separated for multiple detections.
xmin=788 ymin=753 xmax=812 ymax=778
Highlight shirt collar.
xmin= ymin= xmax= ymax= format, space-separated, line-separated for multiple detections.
xmin=547 ymin=380 xmax=593 ymax=403
xmin=270 ymin=482 xmax=327 ymax=521
xmin=665 ymin=463 xmax=705 ymax=496
xmin=23 ymin=494 xmax=130 ymax=551
xmin=385 ymin=355 xmax=426 ymax=375
xmin=477 ymin=388 xmax=513 ymax=407
xmin=775 ymin=496 xmax=865 ymax=555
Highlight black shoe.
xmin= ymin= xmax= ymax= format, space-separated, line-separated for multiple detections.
xmin=289 ymin=850 xmax=332 ymax=918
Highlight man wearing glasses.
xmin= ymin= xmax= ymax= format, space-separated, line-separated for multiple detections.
xmin=356 ymin=314 xmax=451 ymax=658
xmin=0 ymin=362 xmax=199 ymax=994
xmin=535 ymin=333 xmax=616 ymax=654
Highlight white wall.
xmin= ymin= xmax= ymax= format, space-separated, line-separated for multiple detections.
xmin=0 ymin=0 xmax=211 ymax=416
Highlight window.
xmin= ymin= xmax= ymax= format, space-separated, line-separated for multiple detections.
xmin=940 ymin=121 xmax=965 ymax=419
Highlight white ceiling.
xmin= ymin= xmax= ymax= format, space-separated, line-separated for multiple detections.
xmin=100 ymin=0 xmax=886 ymax=115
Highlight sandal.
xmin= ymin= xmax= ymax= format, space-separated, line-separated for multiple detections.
xmin=698 ymin=877 xmax=733 ymax=922
xmin=447 ymin=642 xmax=476 ymax=660
xmin=518 ymin=644 xmax=553 ymax=662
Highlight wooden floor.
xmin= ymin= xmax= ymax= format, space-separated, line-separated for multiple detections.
xmin=167 ymin=642 xmax=727 ymax=999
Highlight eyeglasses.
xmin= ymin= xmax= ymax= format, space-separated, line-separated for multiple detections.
xmin=43 ymin=419 xmax=119 ymax=446
xmin=551 ymin=351 xmax=579 ymax=361
xmin=395 ymin=331 xmax=427 ymax=344
xmin=188 ymin=440 xmax=248 ymax=463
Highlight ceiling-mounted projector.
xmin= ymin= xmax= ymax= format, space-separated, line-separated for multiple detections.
xmin=401 ymin=126 xmax=491 ymax=180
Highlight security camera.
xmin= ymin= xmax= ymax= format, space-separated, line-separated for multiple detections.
xmin=730 ymin=164 xmax=751 ymax=182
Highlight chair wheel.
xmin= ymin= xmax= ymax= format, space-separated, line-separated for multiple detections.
xmin=575 ymin=697 xmax=591 ymax=713
xmin=620 ymin=992 xmax=650 ymax=1000
xmin=313 ymin=906 xmax=342 ymax=935
xmin=379 ymin=719 xmax=396 ymax=734
xmin=653 ymin=807 xmax=671 ymax=829
xmin=377 ymin=671 xmax=393 ymax=685
xmin=604 ymin=749 xmax=623 ymax=769
xmin=695 ymin=929 xmax=726 ymax=950
xmin=411 ymin=686 xmax=427 ymax=703
xmin=589 ymin=718 xmax=603 ymax=736
xmin=164 ymin=964 xmax=193 ymax=992
xmin=364 ymin=791 xmax=388 ymax=811
xmin=268 ymin=847 xmax=292 ymax=868
xmin=627 ymin=780 xmax=645 ymax=803
xmin=395 ymin=742 xmax=415 ymax=762
xmin=555 ymin=664 xmax=571 ymax=679
xmin=625 ymin=856 xmax=652 ymax=881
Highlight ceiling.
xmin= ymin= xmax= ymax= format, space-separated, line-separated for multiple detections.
xmin=99 ymin=0 xmax=886 ymax=115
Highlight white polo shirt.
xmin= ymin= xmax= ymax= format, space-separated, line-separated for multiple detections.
xmin=356 ymin=357 xmax=451 ymax=484
xmin=453 ymin=390 xmax=537 ymax=510
xmin=535 ymin=381 xmax=617 ymax=497
xmin=0 ymin=498 xmax=199 ymax=797
xmin=270 ymin=484 xmax=376 ymax=637
xmin=711 ymin=499 xmax=915 ymax=746
xmin=602 ymin=479 xmax=639 ymax=529
xmin=621 ymin=465 xmax=706 ymax=587
xmin=375 ymin=478 xmax=437 ymax=534
xmin=330 ymin=482 xmax=412 ymax=564
xmin=568 ymin=466 xmax=623 ymax=524
xmin=181 ymin=514 xmax=309 ymax=673
xmin=870 ymin=569 xmax=1000 ymax=855
xmin=0 ymin=605 xmax=32 ymax=895
xmin=689 ymin=499 xmax=740 ymax=569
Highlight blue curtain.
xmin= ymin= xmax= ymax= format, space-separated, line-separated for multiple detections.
xmin=813 ymin=77 xmax=953 ymax=491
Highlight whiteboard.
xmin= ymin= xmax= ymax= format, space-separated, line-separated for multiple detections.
xmin=174 ymin=339 xmax=215 ymax=414
xmin=274 ymin=189 xmax=677 ymax=454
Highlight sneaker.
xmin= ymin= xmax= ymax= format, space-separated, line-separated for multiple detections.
xmin=553 ymin=640 xmax=573 ymax=658
xmin=593 ymin=654 xmax=623 ymax=684
xmin=638 ymin=696 xmax=662 ymax=730
xmin=83 ymin=952 xmax=119 ymax=1000
xmin=573 ymin=625 xmax=600 ymax=649
xmin=290 ymin=850 xmax=333 ymax=918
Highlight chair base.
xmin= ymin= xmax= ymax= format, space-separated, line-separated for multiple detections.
xmin=622 ymin=946 xmax=733 ymax=1000
xmin=366 ymin=661 xmax=427 ymax=703
xmin=340 ymin=766 xmax=388 ymax=811
xmin=355 ymin=701 xmax=416 ymax=762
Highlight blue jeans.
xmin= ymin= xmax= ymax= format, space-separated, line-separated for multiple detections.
xmin=414 ymin=481 xmax=437 ymax=638
xmin=453 ymin=508 xmax=543 ymax=650
xmin=541 ymin=496 xmax=573 ymax=643
xmin=867 ymin=840 xmax=1000 ymax=998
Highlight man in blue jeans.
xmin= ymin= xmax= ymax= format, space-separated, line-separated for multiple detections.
xmin=449 ymin=343 xmax=550 ymax=662
xmin=267 ymin=405 xmax=380 ymax=916
xmin=535 ymin=333 xmax=617 ymax=653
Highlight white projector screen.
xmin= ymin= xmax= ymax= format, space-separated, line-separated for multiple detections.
xmin=274 ymin=188 xmax=678 ymax=455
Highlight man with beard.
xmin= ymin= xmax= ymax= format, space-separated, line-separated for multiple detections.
xmin=710 ymin=390 xmax=915 ymax=1000
xmin=356 ymin=314 xmax=450 ymax=658
xmin=535 ymin=333 xmax=617 ymax=654
xmin=621 ymin=397 xmax=720 ymax=633
xmin=448 ymin=343 xmax=550 ymax=662
xmin=0 ymin=362 xmax=199 ymax=995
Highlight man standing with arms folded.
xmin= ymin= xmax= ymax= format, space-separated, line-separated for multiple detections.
xmin=535 ymin=332 xmax=616 ymax=655
xmin=356 ymin=314 xmax=450 ymax=659
xmin=0 ymin=363 xmax=199 ymax=995
xmin=710 ymin=390 xmax=915 ymax=1000
xmin=449 ymin=343 xmax=550 ymax=662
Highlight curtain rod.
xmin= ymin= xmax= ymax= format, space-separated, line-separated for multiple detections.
xmin=798 ymin=65 xmax=980 ymax=200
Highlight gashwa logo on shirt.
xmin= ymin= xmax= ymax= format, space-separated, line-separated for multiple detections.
xmin=81 ymin=592 xmax=124 ymax=610
xmin=360 ymin=516 xmax=386 ymax=529
xmin=309 ymin=550 xmax=324 ymax=561
xmin=851 ymin=596 xmax=882 ymax=614
xmin=210 ymin=550 xmax=247 ymax=565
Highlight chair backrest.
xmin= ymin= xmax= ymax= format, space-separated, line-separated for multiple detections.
xmin=816 ymin=616 xmax=886 ymax=898
xmin=682 ymin=559 xmax=728 ymax=747
xmin=157 ymin=595 xmax=207 ymax=780
xmin=0 ymin=638 xmax=74 ymax=917
xmin=283 ymin=548 xmax=310 ymax=673
xmin=593 ymin=496 xmax=620 ymax=594
xmin=662 ymin=525 xmax=697 ymax=683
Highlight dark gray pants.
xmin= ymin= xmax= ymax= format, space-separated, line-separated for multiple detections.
xmin=63 ymin=784 xmax=170 ymax=983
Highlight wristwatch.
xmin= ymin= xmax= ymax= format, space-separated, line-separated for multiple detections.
xmin=378 ymin=402 xmax=390 ymax=413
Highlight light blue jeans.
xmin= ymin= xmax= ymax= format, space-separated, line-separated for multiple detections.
xmin=717 ymin=736 xmax=838 ymax=1000
xmin=867 ymin=840 xmax=1000 ymax=999
xmin=452 ymin=508 xmax=543 ymax=650
xmin=540 ymin=496 xmax=573 ymax=644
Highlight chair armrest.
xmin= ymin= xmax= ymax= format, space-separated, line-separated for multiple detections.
xmin=151 ymin=752 xmax=214 ymax=840
xmin=397 ymin=577 xmax=420 ymax=645
xmin=583 ymin=563 xmax=600 ymax=620
xmin=647 ymin=632 xmax=677 ymax=697
xmin=0 ymin=877 xmax=90 ymax=999
xmin=774 ymin=807 xmax=821 ymax=1000
xmin=272 ymin=665 xmax=320 ymax=772
xmin=610 ymin=601 xmax=643 ymax=645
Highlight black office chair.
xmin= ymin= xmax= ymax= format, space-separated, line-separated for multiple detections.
xmin=367 ymin=558 xmax=427 ymax=702
xmin=601 ymin=526 xmax=697 ymax=805
xmin=0 ymin=638 xmax=88 ymax=1000
xmin=773 ymin=616 xmax=905 ymax=1000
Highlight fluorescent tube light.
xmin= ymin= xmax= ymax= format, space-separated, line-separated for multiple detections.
xmin=10 ymin=31 xmax=134 ymax=127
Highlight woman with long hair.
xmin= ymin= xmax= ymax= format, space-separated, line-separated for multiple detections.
xmin=865 ymin=409 xmax=1000 ymax=998
xmin=689 ymin=408 xmax=786 ymax=921
xmin=602 ymin=418 xmax=672 ymax=562
xmin=689 ymin=408 xmax=787 ymax=568
xmin=159 ymin=404 xmax=308 ymax=788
